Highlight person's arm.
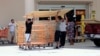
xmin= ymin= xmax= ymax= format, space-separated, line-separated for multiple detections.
xmin=31 ymin=18 xmax=34 ymax=24
xmin=65 ymin=16 xmax=68 ymax=25
xmin=8 ymin=23 xmax=11 ymax=28
xmin=32 ymin=18 xmax=34 ymax=21
xmin=26 ymin=21 xmax=28 ymax=24
xmin=55 ymin=11 xmax=60 ymax=22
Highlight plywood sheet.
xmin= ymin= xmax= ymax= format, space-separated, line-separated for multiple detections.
xmin=24 ymin=9 xmax=72 ymax=18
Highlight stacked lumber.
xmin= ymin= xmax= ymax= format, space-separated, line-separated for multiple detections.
xmin=16 ymin=21 xmax=56 ymax=48
xmin=17 ymin=26 xmax=25 ymax=45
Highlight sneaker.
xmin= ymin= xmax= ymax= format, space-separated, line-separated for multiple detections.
xmin=24 ymin=46 xmax=28 ymax=50
xmin=28 ymin=46 xmax=32 ymax=50
xmin=60 ymin=46 xmax=64 ymax=48
xmin=54 ymin=46 xmax=59 ymax=49
xmin=59 ymin=45 xmax=64 ymax=48
xmin=10 ymin=42 xmax=14 ymax=44
xmin=59 ymin=45 xmax=62 ymax=48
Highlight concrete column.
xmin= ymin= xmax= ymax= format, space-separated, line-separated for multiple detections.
xmin=25 ymin=0 xmax=36 ymax=14
xmin=91 ymin=0 xmax=100 ymax=21
xmin=95 ymin=0 xmax=100 ymax=21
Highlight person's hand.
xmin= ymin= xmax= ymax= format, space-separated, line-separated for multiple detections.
xmin=31 ymin=18 xmax=34 ymax=21
xmin=57 ymin=10 xmax=60 ymax=14
xmin=32 ymin=18 xmax=34 ymax=20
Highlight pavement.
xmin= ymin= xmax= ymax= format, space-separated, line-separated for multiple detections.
xmin=64 ymin=40 xmax=100 ymax=50
xmin=0 ymin=40 xmax=100 ymax=56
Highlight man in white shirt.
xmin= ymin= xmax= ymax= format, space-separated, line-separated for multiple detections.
xmin=54 ymin=11 xmax=67 ymax=49
xmin=8 ymin=19 xmax=16 ymax=44
xmin=59 ymin=15 xmax=67 ymax=48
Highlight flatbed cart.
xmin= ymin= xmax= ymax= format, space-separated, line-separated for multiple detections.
xmin=18 ymin=31 xmax=47 ymax=50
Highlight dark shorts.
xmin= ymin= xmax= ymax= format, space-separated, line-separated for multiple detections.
xmin=54 ymin=30 xmax=60 ymax=42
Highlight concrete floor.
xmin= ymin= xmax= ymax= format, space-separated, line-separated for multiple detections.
xmin=0 ymin=40 xmax=100 ymax=56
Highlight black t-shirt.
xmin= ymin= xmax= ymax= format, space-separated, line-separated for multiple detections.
xmin=25 ymin=22 xmax=33 ymax=34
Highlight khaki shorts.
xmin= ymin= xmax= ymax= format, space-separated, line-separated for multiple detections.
xmin=10 ymin=31 xmax=15 ymax=37
xmin=25 ymin=34 xmax=31 ymax=42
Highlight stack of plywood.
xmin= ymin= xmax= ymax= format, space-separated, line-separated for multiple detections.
xmin=16 ymin=21 xmax=25 ymax=45
xmin=31 ymin=30 xmax=47 ymax=45
xmin=16 ymin=21 xmax=56 ymax=47
xmin=35 ymin=21 xmax=56 ymax=45
xmin=31 ymin=25 xmax=47 ymax=45
xmin=17 ymin=25 xmax=25 ymax=45
xmin=46 ymin=23 xmax=55 ymax=45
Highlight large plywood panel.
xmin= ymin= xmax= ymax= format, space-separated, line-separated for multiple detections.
xmin=24 ymin=9 xmax=71 ymax=18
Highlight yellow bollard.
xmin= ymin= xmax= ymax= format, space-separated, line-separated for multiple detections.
xmin=81 ymin=15 xmax=85 ymax=42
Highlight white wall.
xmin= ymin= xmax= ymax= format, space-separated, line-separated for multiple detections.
xmin=0 ymin=0 xmax=25 ymax=43
xmin=0 ymin=0 xmax=25 ymax=27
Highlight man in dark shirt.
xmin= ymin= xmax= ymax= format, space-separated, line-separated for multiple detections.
xmin=25 ymin=18 xmax=33 ymax=50
xmin=25 ymin=19 xmax=33 ymax=34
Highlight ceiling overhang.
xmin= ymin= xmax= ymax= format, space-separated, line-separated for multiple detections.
xmin=38 ymin=0 xmax=92 ymax=5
